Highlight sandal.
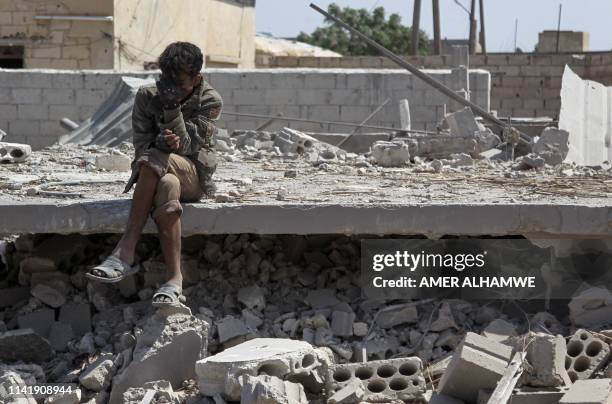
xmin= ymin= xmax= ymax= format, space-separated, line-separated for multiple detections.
xmin=85 ymin=255 xmax=140 ymax=283
xmin=152 ymin=282 xmax=187 ymax=308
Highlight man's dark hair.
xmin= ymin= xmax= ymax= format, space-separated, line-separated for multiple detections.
xmin=158 ymin=42 xmax=203 ymax=83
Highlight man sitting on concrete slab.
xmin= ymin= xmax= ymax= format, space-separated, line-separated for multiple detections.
xmin=86 ymin=42 xmax=223 ymax=307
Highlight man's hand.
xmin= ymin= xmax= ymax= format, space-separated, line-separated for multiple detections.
xmin=156 ymin=76 xmax=182 ymax=110
xmin=156 ymin=129 xmax=180 ymax=151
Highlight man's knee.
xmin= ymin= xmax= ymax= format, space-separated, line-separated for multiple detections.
xmin=151 ymin=174 xmax=182 ymax=222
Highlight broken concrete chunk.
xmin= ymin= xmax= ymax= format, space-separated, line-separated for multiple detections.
xmin=371 ymin=140 xmax=410 ymax=167
xmin=240 ymin=374 xmax=308 ymax=404
xmin=482 ymin=319 xmax=517 ymax=343
xmin=48 ymin=321 xmax=74 ymax=352
xmin=237 ymin=285 xmax=266 ymax=311
xmin=17 ymin=308 xmax=55 ymax=338
xmin=196 ymin=338 xmax=321 ymax=401
xmin=532 ymin=127 xmax=570 ymax=165
xmin=375 ymin=303 xmax=419 ymax=329
xmin=217 ymin=315 xmax=253 ymax=343
xmin=516 ymin=153 xmax=546 ymax=169
xmin=444 ymin=108 xmax=482 ymax=137
xmin=304 ymin=289 xmax=340 ymax=309
xmin=327 ymin=378 xmax=365 ymax=404
xmin=477 ymin=387 xmax=568 ymax=404
xmin=353 ymin=322 xmax=368 ymax=337
xmin=0 ymin=287 xmax=30 ymax=309
xmin=429 ymin=392 xmax=465 ymax=404
xmin=109 ymin=312 xmax=209 ymax=403
xmin=568 ymin=287 xmax=612 ymax=329
xmin=331 ymin=310 xmax=355 ymax=337
xmin=79 ymin=353 xmax=115 ymax=392
xmin=565 ymin=329 xmax=611 ymax=382
xmin=0 ymin=369 xmax=37 ymax=404
xmin=31 ymin=283 xmax=67 ymax=308
xmin=328 ymin=357 xmax=425 ymax=402
xmin=437 ymin=332 xmax=513 ymax=403
xmin=0 ymin=142 xmax=32 ymax=163
xmin=95 ymin=152 xmax=131 ymax=171
xmin=0 ymin=328 xmax=53 ymax=363
xmin=430 ymin=302 xmax=459 ymax=332
xmin=44 ymin=388 xmax=82 ymax=404
xmin=559 ymin=379 xmax=612 ymax=404
xmin=58 ymin=303 xmax=91 ymax=336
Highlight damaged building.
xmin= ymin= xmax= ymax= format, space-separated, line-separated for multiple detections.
xmin=0 ymin=3 xmax=612 ymax=403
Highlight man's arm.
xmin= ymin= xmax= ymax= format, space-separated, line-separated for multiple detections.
xmin=158 ymin=89 xmax=223 ymax=155
xmin=132 ymin=89 xmax=157 ymax=158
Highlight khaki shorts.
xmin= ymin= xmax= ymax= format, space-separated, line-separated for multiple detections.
xmin=135 ymin=148 xmax=203 ymax=221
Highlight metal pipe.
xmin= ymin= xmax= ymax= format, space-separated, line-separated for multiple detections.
xmin=337 ymin=98 xmax=391 ymax=147
xmin=411 ymin=0 xmax=422 ymax=56
xmin=479 ymin=0 xmax=487 ymax=55
xmin=555 ymin=4 xmax=563 ymax=53
xmin=468 ymin=0 xmax=477 ymax=55
xmin=222 ymin=111 xmax=438 ymax=135
xmin=34 ymin=15 xmax=113 ymax=22
xmin=309 ymin=3 xmax=530 ymax=143
xmin=432 ymin=0 xmax=442 ymax=55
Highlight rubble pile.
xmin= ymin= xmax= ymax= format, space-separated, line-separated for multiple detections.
xmin=0 ymin=233 xmax=611 ymax=403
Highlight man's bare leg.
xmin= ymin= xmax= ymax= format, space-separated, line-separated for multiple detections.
xmin=154 ymin=212 xmax=183 ymax=302
xmin=92 ymin=165 xmax=159 ymax=276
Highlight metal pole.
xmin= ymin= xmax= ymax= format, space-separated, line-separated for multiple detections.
xmin=479 ymin=0 xmax=487 ymax=55
xmin=432 ymin=0 xmax=441 ymax=55
xmin=514 ymin=19 xmax=518 ymax=52
xmin=411 ymin=0 xmax=422 ymax=56
xmin=468 ymin=0 xmax=477 ymax=54
xmin=309 ymin=2 xmax=530 ymax=143
xmin=556 ymin=4 xmax=563 ymax=53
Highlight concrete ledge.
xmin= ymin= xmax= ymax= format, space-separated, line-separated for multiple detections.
xmin=1 ymin=200 xmax=609 ymax=237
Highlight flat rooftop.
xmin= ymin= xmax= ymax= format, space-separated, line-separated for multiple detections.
xmin=0 ymin=145 xmax=610 ymax=238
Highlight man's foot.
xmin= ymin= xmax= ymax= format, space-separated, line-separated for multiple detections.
xmin=152 ymin=282 xmax=186 ymax=307
xmin=85 ymin=255 xmax=140 ymax=283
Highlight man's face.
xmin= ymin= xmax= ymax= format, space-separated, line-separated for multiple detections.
xmin=175 ymin=71 xmax=202 ymax=101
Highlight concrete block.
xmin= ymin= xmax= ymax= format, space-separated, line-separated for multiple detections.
xmin=438 ymin=332 xmax=513 ymax=402
xmin=196 ymin=338 xmax=324 ymax=401
xmin=58 ymin=303 xmax=91 ymax=336
xmin=17 ymin=308 xmax=55 ymax=337
xmin=568 ymin=287 xmax=612 ymax=329
xmin=328 ymin=357 xmax=425 ymax=401
xmin=264 ymin=89 xmax=298 ymax=105
xmin=45 ymin=389 xmax=82 ymax=404
xmin=75 ymin=89 xmax=108 ymax=106
xmin=95 ymin=153 xmax=131 ymax=171
xmin=0 ymin=328 xmax=53 ymax=363
xmin=109 ymin=312 xmax=208 ymax=403
xmin=48 ymin=321 xmax=73 ymax=352
xmin=79 ymin=353 xmax=115 ymax=392
xmin=331 ymin=310 xmax=355 ymax=337
xmin=328 ymin=379 xmax=365 ymax=404
xmin=566 ymin=329 xmax=611 ymax=382
xmin=0 ymin=370 xmax=37 ymax=404
xmin=371 ymin=140 xmax=410 ymax=167
xmin=216 ymin=315 xmax=253 ymax=343
xmin=375 ymin=303 xmax=419 ymax=328
xmin=237 ymin=285 xmax=265 ymax=311
xmin=560 ymin=379 xmax=612 ymax=404
xmin=11 ymin=88 xmax=41 ymax=104
xmin=240 ymin=374 xmax=308 ymax=404
xmin=304 ymin=73 xmax=336 ymax=89
xmin=51 ymin=73 xmax=85 ymax=89
xmin=42 ymin=88 xmax=75 ymax=105
xmin=9 ymin=120 xmax=40 ymax=137
xmin=477 ymin=387 xmax=568 ymax=404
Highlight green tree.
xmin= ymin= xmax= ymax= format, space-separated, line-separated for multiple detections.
xmin=297 ymin=4 xmax=429 ymax=56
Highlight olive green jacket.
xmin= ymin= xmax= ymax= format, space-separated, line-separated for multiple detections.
xmin=123 ymin=80 xmax=223 ymax=193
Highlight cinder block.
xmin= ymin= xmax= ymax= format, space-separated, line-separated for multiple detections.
xmin=51 ymin=73 xmax=85 ymax=89
xmin=339 ymin=105 xmax=372 ymax=122
xmin=264 ymin=88 xmax=298 ymax=105
xmin=239 ymin=72 xmax=275 ymax=89
xmin=9 ymin=120 xmax=40 ymax=137
xmin=560 ymin=379 xmax=612 ymax=404
xmin=49 ymin=105 xmax=79 ymax=121
xmin=304 ymin=73 xmax=336 ymax=89
xmin=328 ymin=357 xmax=425 ymax=401
xmin=297 ymin=89 xmax=332 ymax=105
xmin=331 ymin=310 xmax=355 ymax=337
xmin=11 ymin=88 xmax=41 ymax=104
xmin=477 ymin=387 xmax=568 ymax=404
xmin=270 ymin=73 xmax=306 ymax=89
xmin=232 ymin=89 xmax=265 ymax=105
xmin=565 ymin=329 xmax=611 ymax=382
xmin=58 ymin=303 xmax=91 ymax=336
xmin=438 ymin=332 xmax=513 ymax=403
xmin=307 ymin=105 xmax=340 ymax=121
xmin=75 ymin=89 xmax=108 ymax=106
xmin=18 ymin=104 xmax=48 ymax=120
xmin=17 ymin=308 xmax=55 ymax=338
xmin=42 ymin=88 xmax=75 ymax=105
xmin=0 ymin=104 xmax=17 ymax=117
xmin=83 ymin=73 xmax=120 ymax=89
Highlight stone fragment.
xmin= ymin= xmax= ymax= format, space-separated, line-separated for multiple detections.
xmin=438 ymin=332 xmax=513 ymax=402
xmin=109 ymin=312 xmax=209 ymax=403
xmin=353 ymin=322 xmax=368 ymax=337
xmin=430 ymin=302 xmax=458 ymax=332
xmin=517 ymin=153 xmax=546 ymax=169
xmin=559 ymin=379 xmax=612 ymax=404
xmin=568 ymin=287 xmax=612 ymax=329
xmin=31 ymin=283 xmax=66 ymax=308
xmin=240 ymin=374 xmax=307 ymax=404
xmin=0 ymin=369 xmax=36 ymax=404
xmin=48 ymin=322 xmax=73 ymax=352
xmin=304 ymin=289 xmax=340 ymax=309
xmin=44 ymin=388 xmax=82 ymax=404
xmin=371 ymin=140 xmax=410 ymax=167
xmin=196 ymin=338 xmax=323 ymax=401
xmin=477 ymin=387 xmax=568 ymax=404
xmin=533 ymin=127 xmax=570 ymax=166
xmin=79 ymin=353 xmax=115 ymax=392
xmin=0 ymin=287 xmax=30 ymax=308
xmin=95 ymin=152 xmax=131 ymax=171
xmin=375 ymin=303 xmax=419 ymax=329
xmin=217 ymin=315 xmax=253 ymax=343
xmin=237 ymin=285 xmax=266 ymax=311
xmin=482 ymin=319 xmax=517 ymax=343
xmin=0 ymin=141 xmax=31 ymax=163
xmin=444 ymin=107 xmax=482 ymax=137
xmin=58 ymin=303 xmax=91 ymax=336
xmin=17 ymin=308 xmax=55 ymax=337
xmin=331 ymin=311 xmax=355 ymax=337
xmin=0 ymin=329 xmax=53 ymax=363
xmin=328 ymin=378 xmax=365 ymax=404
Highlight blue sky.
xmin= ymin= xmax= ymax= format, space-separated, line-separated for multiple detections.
xmin=256 ymin=1 xmax=612 ymax=52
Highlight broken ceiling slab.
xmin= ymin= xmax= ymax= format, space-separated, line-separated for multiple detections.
xmin=559 ymin=66 xmax=612 ymax=166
